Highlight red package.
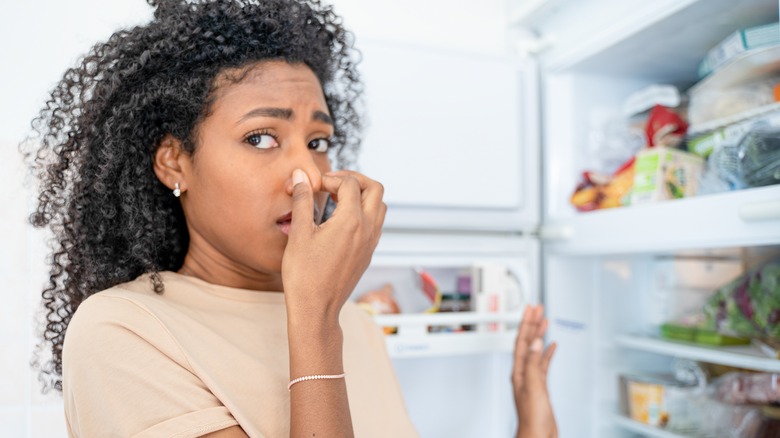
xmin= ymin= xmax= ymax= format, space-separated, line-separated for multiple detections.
xmin=715 ymin=372 xmax=780 ymax=405
xmin=645 ymin=105 xmax=688 ymax=148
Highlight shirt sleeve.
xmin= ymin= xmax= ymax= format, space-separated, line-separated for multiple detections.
xmin=62 ymin=293 xmax=240 ymax=438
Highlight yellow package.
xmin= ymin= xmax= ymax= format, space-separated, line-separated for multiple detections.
xmin=627 ymin=380 xmax=668 ymax=427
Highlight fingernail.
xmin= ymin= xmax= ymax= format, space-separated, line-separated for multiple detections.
xmin=530 ymin=338 xmax=543 ymax=352
xmin=293 ymin=169 xmax=307 ymax=185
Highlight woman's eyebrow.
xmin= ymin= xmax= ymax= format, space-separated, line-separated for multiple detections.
xmin=238 ymin=107 xmax=293 ymax=124
xmin=236 ymin=108 xmax=333 ymax=125
xmin=313 ymin=110 xmax=333 ymax=125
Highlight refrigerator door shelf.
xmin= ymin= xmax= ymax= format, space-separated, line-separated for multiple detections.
xmin=375 ymin=311 xmax=523 ymax=358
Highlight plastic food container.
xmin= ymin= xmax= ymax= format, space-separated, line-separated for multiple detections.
xmin=619 ymin=374 xmax=699 ymax=431
xmin=660 ymin=323 xmax=751 ymax=346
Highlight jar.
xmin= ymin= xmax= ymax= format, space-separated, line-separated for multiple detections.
xmin=756 ymin=406 xmax=780 ymax=438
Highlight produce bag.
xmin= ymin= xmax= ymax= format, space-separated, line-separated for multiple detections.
xmin=703 ymin=258 xmax=780 ymax=344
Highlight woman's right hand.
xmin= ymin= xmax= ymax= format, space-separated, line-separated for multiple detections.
xmin=282 ymin=168 xmax=384 ymax=438
xmin=281 ymin=168 xmax=386 ymax=328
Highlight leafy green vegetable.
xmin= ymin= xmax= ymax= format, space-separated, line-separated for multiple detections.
xmin=703 ymin=258 xmax=780 ymax=342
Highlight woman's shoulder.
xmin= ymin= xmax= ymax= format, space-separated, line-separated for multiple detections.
xmin=71 ymin=273 xmax=163 ymax=323
xmin=64 ymin=272 xmax=192 ymax=369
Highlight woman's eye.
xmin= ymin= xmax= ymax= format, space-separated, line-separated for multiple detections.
xmin=245 ymin=133 xmax=278 ymax=149
xmin=309 ymin=138 xmax=330 ymax=153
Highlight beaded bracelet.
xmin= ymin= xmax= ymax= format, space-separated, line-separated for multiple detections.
xmin=288 ymin=373 xmax=346 ymax=391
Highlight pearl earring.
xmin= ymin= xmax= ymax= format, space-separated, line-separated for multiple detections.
xmin=173 ymin=182 xmax=181 ymax=198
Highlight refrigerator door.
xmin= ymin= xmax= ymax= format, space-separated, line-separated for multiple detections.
xmin=353 ymin=232 xmax=540 ymax=437
xmin=356 ymin=40 xmax=541 ymax=232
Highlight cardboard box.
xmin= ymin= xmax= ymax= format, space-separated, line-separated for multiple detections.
xmin=631 ymin=147 xmax=704 ymax=205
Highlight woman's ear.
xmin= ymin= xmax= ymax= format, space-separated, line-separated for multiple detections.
xmin=153 ymin=134 xmax=190 ymax=195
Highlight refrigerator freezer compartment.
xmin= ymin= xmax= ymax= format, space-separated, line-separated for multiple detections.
xmin=615 ymin=334 xmax=780 ymax=373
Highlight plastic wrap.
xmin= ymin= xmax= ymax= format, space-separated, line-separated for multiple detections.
xmin=703 ymin=258 xmax=780 ymax=343
xmin=713 ymin=372 xmax=780 ymax=405
xmin=688 ymin=79 xmax=778 ymax=125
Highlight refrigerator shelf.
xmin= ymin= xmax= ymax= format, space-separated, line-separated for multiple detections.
xmin=616 ymin=335 xmax=780 ymax=372
xmin=545 ymin=185 xmax=780 ymax=255
xmin=687 ymin=101 xmax=780 ymax=136
xmin=373 ymin=311 xmax=522 ymax=358
xmin=613 ymin=415 xmax=712 ymax=438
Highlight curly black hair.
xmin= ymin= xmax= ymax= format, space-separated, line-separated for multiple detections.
xmin=23 ymin=0 xmax=362 ymax=393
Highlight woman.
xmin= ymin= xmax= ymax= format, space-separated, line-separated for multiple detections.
xmin=25 ymin=0 xmax=557 ymax=436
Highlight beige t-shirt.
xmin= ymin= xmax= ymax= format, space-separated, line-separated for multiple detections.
xmin=62 ymin=271 xmax=418 ymax=438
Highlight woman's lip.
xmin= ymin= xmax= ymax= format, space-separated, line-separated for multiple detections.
xmin=276 ymin=211 xmax=293 ymax=223
xmin=277 ymin=221 xmax=291 ymax=236
xmin=276 ymin=211 xmax=292 ymax=236
xmin=275 ymin=205 xmax=323 ymax=233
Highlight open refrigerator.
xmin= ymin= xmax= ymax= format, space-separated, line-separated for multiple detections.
xmin=347 ymin=0 xmax=780 ymax=437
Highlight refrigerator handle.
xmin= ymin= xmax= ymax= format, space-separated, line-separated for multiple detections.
xmin=739 ymin=199 xmax=780 ymax=222
xmin=533 ymin=225 xmax=574 ymax=241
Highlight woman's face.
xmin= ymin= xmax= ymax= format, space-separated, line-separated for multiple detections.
xmin=176 ymin=61 xmax=333 ymax=291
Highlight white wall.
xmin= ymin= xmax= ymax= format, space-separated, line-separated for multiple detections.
xmin=1 ymin=2 xmax=152 ymax=436
xmin=0 ymin=1 xmax=511 ymax=437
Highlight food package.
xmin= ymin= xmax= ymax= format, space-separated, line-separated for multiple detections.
xmin=713 ymin=372 xmax=780 ymax=405
xmin=356 ymin=283 xmax=400 ymax=334
xmin=622 ymin=85 xmax=682 ymax=118
xmin=703 ymin=257 xmax=780 ymax=344
xmin=732 ymin=125 xmax=780 ymax=188
xmin=417 ymin=269 xmax=442 ymax=314
xmin=645 ymin=105 xmax=688 ymax=148
xmin=570 ymin=158 xmax=635 ymax=211
xmin=688 ymin=79 xmax=779 ymax=126
xmin=631 ymin=147 xmax=704 ymax=205
xmin=697 ymin=23 xmax=780 ymax=79
xmin=618 ymin=374 xmax=699 ymax=431
xmin=660 ymin=322 xmax=751 ymax=346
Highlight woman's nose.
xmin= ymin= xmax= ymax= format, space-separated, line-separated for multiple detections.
xmin=285 ymin=146 xmax=324 ymax=193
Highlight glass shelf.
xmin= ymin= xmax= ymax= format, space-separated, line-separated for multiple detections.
xmin=545 ymin=185 xmax=780 ymax=255
xmin=613 ymin=415 xmax=714 ymax=438
xmin=688 ymin=102 xmax=780 ymax=136
xmin=615 ymin=334 xmax=780 ymax=372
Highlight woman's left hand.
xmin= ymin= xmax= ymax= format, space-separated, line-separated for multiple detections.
xmin=512 ymin=304 xmax=558 ymax=438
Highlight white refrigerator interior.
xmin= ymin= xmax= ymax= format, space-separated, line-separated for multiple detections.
xmin=351 ymin=0 xmax=780 ymax=437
